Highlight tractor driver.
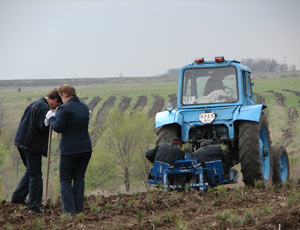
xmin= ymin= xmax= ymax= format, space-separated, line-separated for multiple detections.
xmin=145 ymin=137 xmax=185 ymax=165
xmin=204 ymin=71 xmax=226 ymax=96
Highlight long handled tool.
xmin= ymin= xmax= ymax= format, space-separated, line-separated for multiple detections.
xmin=43 ymin=127 xmax=52 ymax=207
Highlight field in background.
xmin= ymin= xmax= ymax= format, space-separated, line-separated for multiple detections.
xmin=0 ymin=76 xmax=299 ymax=199
xmin=252 ymin=77 xmax=300 ymax=179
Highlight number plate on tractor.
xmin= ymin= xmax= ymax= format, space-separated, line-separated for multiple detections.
xmin=199 ymin=112 xmax=216 ymax=124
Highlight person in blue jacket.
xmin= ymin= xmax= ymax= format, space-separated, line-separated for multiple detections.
xmin=45 ymin=84 xmax=92 ymax=214
xmin=11 ymin=88 xmax=62 ymax=213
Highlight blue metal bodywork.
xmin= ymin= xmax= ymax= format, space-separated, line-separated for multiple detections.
xmin=155 ymin=104 xmax=264 ymax=142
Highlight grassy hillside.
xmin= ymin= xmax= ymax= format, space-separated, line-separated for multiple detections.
xmin=254 ymin=77 xmax=300 ymax=179
xmin=0 ymin=76 xmax=299 ymax=199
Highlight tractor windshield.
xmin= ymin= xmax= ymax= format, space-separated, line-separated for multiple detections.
xmin=182 ymin=66 xmax=238 ymax=105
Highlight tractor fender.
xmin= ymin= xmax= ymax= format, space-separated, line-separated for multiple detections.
xmin=155 ymin=110 xmax=183 ymax=128
xmin=233 ymin=104 xmax=264 ymax=123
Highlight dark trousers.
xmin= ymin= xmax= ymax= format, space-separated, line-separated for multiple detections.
xmin=11 ymin=147 xmax=42 ymax=209
xmin=60 ymin=152 xmax=91 ymax=214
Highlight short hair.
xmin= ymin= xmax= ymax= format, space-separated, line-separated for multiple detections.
xmin=58 ymin=84 xmax=77 ymax=98
xmin=46 ymin=88 xmax=63 ymax=104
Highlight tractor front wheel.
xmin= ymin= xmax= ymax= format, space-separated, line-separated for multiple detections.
xmin=272 ymin=145 xmax=290 ymax=184
xmin=156 ymin=125 xmax=180 ymax=145
xmin=239 ymin=113 xmax=272 ymax=186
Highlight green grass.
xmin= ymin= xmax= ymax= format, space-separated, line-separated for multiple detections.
xmin=253 ymin=77 xmax=300 ymax=113
xmin=76 ymin=82 xmax=177 ymax=100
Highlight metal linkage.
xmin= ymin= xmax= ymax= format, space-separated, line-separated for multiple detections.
xmin=147 ymin=157 xmax=233 ymax=191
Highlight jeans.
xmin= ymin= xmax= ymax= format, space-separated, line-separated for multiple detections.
xmin=60 ymin=152 xmax=91 ymax=214
xmin=11 ymin=147 xmax=43 ymax=209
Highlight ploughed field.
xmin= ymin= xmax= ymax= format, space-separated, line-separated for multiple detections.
xmin=2 ymin=183 xmax=300 ymax=229
xmin=1 ymin=77 xmax=299 ymax=156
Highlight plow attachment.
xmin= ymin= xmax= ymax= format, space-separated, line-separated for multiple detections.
xmin=148 ymin=155 xmax=238 ymax=191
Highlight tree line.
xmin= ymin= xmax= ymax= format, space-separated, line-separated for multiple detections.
xmin=160 ymin=58 xmax=297 ymax=78
xmin=241 ymin=58 xmax=296 ymax=72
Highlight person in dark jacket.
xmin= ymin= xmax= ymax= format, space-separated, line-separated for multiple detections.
xmin=204 ymin=73 xmax=226 ymax=96
xmin=11 ymin=89 xmax=62 ymax=213
xmin=46 ymin=84 xmax=92 ymax=214
xmin=145 ymin=137 xmax=185 ymax=164
xmin=192 ymin=143 xmax=232 ymax=174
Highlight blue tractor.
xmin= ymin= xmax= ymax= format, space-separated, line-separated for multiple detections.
xmin=154 ymin=57 xmax=290 ymax=187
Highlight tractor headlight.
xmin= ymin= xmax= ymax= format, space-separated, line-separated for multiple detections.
xmin=165 ymin=102 xmax=174 ymax=112
xmin=199 ymin=112 xmax=216 ymax=124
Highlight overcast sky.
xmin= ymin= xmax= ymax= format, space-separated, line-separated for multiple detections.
xmin=0 ymin=0 xmax=299 ymax=79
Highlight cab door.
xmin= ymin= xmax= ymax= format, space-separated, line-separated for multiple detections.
xmin=242 ymin=70 xmax=254 ymax=104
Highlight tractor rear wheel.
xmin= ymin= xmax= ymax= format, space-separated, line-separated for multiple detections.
xmin=156 ymin=125 xmax=179 ymax=145
xmin=272 ymin=145 xmax=290 ymax=184
xmin=239 ymin=113 xmax=272 ymax=186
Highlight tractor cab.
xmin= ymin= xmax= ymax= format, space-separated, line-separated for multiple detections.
xmin=178 ymin=57 xmax=254 ymax=108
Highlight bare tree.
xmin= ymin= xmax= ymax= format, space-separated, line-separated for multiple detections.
xmin=103 ymin=110 xmax=154 ymax=192
xmin=132 ymin=121 xmax=155 ymax=190
xmin=241 ymin=58 xmax=292 ymax=73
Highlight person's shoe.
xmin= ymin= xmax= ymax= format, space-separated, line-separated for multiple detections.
xmin=28 ymin=207 xmax=44 ymax=214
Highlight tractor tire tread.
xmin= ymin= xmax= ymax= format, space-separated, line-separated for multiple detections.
xmin=239 ymin=113 xmax=272 ymax=186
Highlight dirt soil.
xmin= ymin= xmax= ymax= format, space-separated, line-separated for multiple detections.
xmin=88 ymin=96 xmax=102 ymax=112
xmin=148 ymin=95 xmax=165 ymax=117
xmin=90 ymin=96 xmax=116 ymax=147
xmin=94 ymin=96 xmax=117 ymax=126
xmin=253 ymin=93 xmax=266 ymax=105
xmin=281 ymin=107 xmax=298 ymax=147
xmin=254 ymin=93 xmax=268 ymax=117
xmin=132 ymin=95 xmax=147 ymax=111
xmin=283 ymin=89 xmax=300 ymax=106
xmin=2 ymin=183 xmax=300 ymax=230
xmin=283 ymin=89 xmax=300 ymax=97
xmin=265 ymin=90 xmax=286 ymax=107
xmin=118 ymin=96 xmax=131 ymax=112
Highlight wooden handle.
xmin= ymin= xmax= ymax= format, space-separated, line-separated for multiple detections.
xmin=43 ymin=128 xmax=52 ymax=207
